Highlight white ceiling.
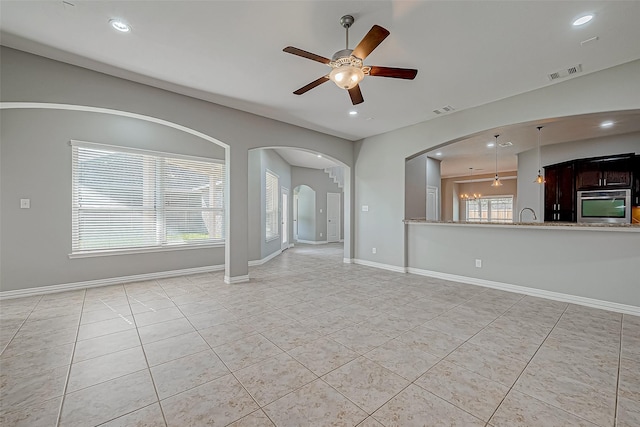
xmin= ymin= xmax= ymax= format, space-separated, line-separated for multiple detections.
xmin=273 ymin=148 xmax=340 ymax=170
xmin=2 ymin=0 xmax=640 ymax=145
xmin=0 ymin=0 xmax=640 ymax=140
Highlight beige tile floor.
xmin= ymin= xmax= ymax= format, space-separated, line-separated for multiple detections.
xmin=1 ymin=243 xmax=638 ymax=426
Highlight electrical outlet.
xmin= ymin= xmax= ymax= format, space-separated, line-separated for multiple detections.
xmin=372 ymin=247 xmax=377 ymax=254
xmin=320 ymin=208 xmax=323 ymax=213
xmin=362 ymin=205 xmax=369 ymax=212
xmin=20 ymin=199 xmax=30 ymax=209
xmin=320 ymin=232 xmax=323 ymax=237
xmin=475 ymin=259 xmax=482 ymax=268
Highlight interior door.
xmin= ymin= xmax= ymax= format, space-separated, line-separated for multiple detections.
xmin=327 ymin=192 xmax=340 ymax=243
xmin=281 ymin=188 xmax=289 ymax=250
xmin=426 ymin=186 xmax=439 ymax=220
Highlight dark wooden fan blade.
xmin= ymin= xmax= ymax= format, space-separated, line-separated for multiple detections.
xmin=293 ymin=76 xmax=330 ymax=95
xmin=283 ymin=46 xmax=330 ymax=65
xmin=348 ymin=85 xmax=364 ymax=105
xmin=352 ymin=25 xmax=390 ymax=60
xmin=369 ymin=66 xmax=418 ymax=79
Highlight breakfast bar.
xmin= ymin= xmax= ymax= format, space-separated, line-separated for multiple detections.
xmin=404 ymin=219 xmax=640 ymax=311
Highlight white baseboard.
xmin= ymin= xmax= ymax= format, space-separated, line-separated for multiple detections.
xmin=343 ymin=258 xmax=353 ymax=264
xmin=353 ymin=258 xmax=407 ymax=274
xmin=406 ymin=267 xmax=640 ymax=316
xmin=296 ymin=239 xmax=328 ymax=245
xmin=248 ymin=249 xmax=282 ymax=267
xmin=0 ymin=265 xmax=225 ymax=300
xmin=224 ymin=274 xmax=250 ymax=284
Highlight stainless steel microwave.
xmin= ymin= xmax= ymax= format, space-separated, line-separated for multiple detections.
xmin=577 ymin=189 xmax=631 ymax=224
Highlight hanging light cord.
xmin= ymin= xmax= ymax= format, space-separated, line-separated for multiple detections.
xmin=537 ymin=126 xmax=542 ymax=174
xmin=494 ymin=134 xmax=499 ymax=178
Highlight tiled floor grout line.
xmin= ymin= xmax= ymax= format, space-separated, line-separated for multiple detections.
xmin=482 ymin=304 xmax=606 ymax=427
xmin=165 ymin=286 xmax=277 ymax=427
xmin=2 ymin=245 xmax=634 ymax=426
xmin=55 ymin=288 xmax=87 ymax=427
xmin=124 ymin=282 xmax=170 ymax=427
xmin=0 ymin=294 xmax=43 ymax=356
xmin=613 ymin=314 xmax=624 ymax=427
xmin=482 ymin=304 xmax=568 ymax=426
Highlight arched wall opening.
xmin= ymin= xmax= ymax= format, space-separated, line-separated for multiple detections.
xmin=404 ymin=110 xmax=640 ymax=224
xmin=248 ymin=146 xmax=351 ymax=265
xmin=0 ymin=103 xmax=230 ymax=293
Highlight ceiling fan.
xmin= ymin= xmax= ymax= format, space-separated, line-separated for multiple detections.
xmin=283 ymin=15 xmax=418 ymax=105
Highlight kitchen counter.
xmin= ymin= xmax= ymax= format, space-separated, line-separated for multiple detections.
xmin=404 ymin=219 xmax=640 ymax=310
xmin=404 ymin=219 xmax=640 ymax=232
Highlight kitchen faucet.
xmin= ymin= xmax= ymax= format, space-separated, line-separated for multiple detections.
xmin=519 ymin=207 xmax=537 ymax=222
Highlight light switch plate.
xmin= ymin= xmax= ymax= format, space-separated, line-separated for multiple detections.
xmin=362 ymin=205 xmax=369 ymax=212
xmin=20 ymin=199 xmax=31 ymax=209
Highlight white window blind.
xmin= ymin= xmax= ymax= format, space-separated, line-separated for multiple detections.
xmin=265 ymin=170 xmax=279 ymax=241
xmin=466 ymin=196 xmax=514 ymax=223
xmin=71 ymin=141 xmax=224 ymax=253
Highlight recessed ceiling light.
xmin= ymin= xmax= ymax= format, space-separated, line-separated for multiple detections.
xmin=573 ymin=14 xmax=593 ymax=26
xmin=435 ymin=152 xmax=443 ymax=157
xmin=349 ymin=111 xmax=358 ymax=116
xmin=109 ymin=19 xmax=131 ymax=33
xmin=600 ymin=120 xmax=614 ymax=128
xmin=487 ymin=142 xmax=495 ymax=148
xmin=317 ymin=154 xmax=322 ymax=158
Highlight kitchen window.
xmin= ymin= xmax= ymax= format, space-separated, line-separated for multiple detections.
xmin=466 ymin=196 xmax=514 ymax=223
xmin=71 ymin=140 xmax=225 ymax=256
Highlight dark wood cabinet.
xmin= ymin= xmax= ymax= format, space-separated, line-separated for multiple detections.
xmin=545 ymin=153 xmax=636 ymax=222
xmin=633 ymin=156 xmax=640 ymax=206
xmin=544 ymin=162 xmax=575 ymax=222
xmin=576 ymin=154 xmax=633 ymax=190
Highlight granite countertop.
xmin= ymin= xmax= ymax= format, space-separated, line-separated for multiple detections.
xmin=404 ymin=219 xmax=640 ymax=229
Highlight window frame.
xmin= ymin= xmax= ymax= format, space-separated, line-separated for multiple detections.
xmin=465 ymin=195 xmax=514 ymax=223
xmin=70 ymin=140 xmax=225 ymax=258
xmin=265 ymin=169 xmax=280 ymax=242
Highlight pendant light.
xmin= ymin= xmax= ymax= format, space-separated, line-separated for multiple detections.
xmin=534 ymin=126 xmax=545 ymax=184
xmin=491 ymin=134 xmax=502 ymax=187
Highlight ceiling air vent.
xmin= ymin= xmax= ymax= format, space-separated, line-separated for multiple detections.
xmin=433 ymin=105 xmax=455 ymax=115
xmin=548 ymin=64 xmax=582 ymax=81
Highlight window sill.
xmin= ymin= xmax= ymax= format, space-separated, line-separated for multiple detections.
xmin=69 ymin=242 xmax=225 ymax=259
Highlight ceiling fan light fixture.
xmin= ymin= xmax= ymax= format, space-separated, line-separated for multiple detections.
xmin=329 ymin=65 xmax=364 ymax=90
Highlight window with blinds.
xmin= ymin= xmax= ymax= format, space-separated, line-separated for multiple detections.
xmin=466 ymin=196 xmax=514 ymax=223
xmin=71 ymin=141 xmax=225 ymax=254
xmin=265 ymin=170 xmax=279 ymax=241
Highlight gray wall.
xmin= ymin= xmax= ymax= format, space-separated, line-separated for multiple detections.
xmin=355 ymin=59 xmax=640 ymax=269
xmin=291 ymin=166 xmax=344 ymax=242
xmin=1 ymin=109 xmax=225 ymax=292
xmin=1 ymin=46 xmax=354 ymax=291
xmin=517 ymin=131 xmax=640 ymax=217
xmin=248 ymin=149 xmax=292 ymax=261
xmin=405 ymin=154 xmax=427 ymax=219
xmin=407 ymin=223 xmax=640 ymax=307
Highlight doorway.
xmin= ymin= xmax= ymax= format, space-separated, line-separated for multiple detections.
xmin=327 ymin=192 xmax=341 ymax=243
xmin=281 ymin=187 xmax=289 ymax=250
xmin=427 ymin=186 xmax=439 ymax=220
